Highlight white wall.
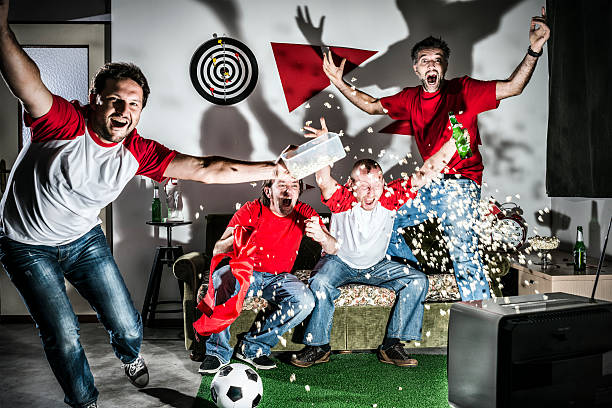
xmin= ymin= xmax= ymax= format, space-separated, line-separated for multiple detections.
xmin=109 ymin=0 xmax=561 ymax=313
xmin=4 ymin=0 xmax=608 ymax=316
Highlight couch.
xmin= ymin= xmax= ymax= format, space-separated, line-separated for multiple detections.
xmin=173 ymin=214 xmax=474 ymax=360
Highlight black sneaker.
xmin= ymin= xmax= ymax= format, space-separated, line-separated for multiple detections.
xmin=290 ymin=345 xmax=331 ymax=368
xmin=123 ymin=355 xmax=149 ymax=388
xmin=377 ymin=343 xmax=418 ymax=367
xmin=235 ymin=352 xmax=277 ymax=370
xmin=84 ymin=402 xmax=98 ymax=408
xmin=198 ymin=355 xmax=227 ymax=374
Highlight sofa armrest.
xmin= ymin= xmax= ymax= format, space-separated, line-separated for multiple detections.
xmin=173 ymin=251 xmax=209 ymax=353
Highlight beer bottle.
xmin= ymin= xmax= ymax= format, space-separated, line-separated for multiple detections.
xmin=151 ymin=185 xmax=162 ymax=222
xmin=573 ymin=226 xmax=586 ymax=272
xmin=448 ymin=111 xmax=472 ymax=160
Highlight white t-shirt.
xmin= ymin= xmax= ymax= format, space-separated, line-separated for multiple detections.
xmin=0 ymin=95 xmax=176 ymax=246
xmin=323 ymin=179 xmax=415 ymax=269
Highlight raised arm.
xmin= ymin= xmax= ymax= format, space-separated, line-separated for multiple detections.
xmin=164 ymin=153 xmax=288 ymax=184
xmin=322 ymin=50 xmax=385 ymax=115
xmin=495 ymin=7 xmax=550 ymax=100
xmin=0 ymin=0 xmax=53 ymax=117
xmin=303 ymin=117 xmax=340 ymax=199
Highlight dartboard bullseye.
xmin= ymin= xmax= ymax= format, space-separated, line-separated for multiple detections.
xmin=190 ymin=37 xmax=258 ymax=105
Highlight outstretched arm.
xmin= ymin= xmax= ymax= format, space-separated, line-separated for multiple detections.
xmin=496 ymin=6 xmax=550 ymax=100
xmin=303 ymin=117 xmax=341 ymax=199
xmin=322 ymin=50 xmax=385 ymax=115
xmin=164 ymin=153 xmax=289 ymax=184
xmin=0 ymin=0 xmax=53 ymax=117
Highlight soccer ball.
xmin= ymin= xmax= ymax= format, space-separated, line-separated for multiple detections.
xmin=210 ymin=363 xmax=263 ymax=408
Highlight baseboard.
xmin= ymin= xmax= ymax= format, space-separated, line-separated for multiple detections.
xmin=0 ymin=314 xmax=99 ymax=323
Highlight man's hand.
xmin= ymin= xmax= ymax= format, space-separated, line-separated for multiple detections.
xmin=274 ymin=160 xmax=291 ymax=179
xmin=303 ymin=116 xmax=329 ymax=139
xmin=305 ymin=217 xmax=326 ymax=242
xmin=305 ymin=217 xmax=338 ymax=254
xmin=296 ymin=6 xmax=324 ymax=45
xmin=322 ymin=50 xmax=346 ymax=88
xmin=529 ymin=7 xmax=550 ymax=53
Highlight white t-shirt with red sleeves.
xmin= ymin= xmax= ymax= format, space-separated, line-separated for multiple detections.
xmin=323 ymin=178 xmax=416 ymax=269
xmin=0 ymin=95 xmax=177 ymax=246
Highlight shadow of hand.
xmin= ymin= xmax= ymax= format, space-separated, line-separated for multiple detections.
xmin=296 ymin=5 xmax=325 ymax=45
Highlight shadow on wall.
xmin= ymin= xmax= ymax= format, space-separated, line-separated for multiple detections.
xmin=294 ymin=0 xmax=528 ymax=180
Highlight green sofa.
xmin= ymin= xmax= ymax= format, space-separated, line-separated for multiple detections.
xmin=173 ymin=214 xmax=464 ymax=360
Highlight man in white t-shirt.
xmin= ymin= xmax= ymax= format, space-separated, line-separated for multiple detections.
xmin=290 ymin=118 xmax=457 ymax=368
xmin=0 ymin=2 xmax=287 ymax=407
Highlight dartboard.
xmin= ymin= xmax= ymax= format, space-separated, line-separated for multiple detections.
xmin=189 ymin=37 xmax=258 ymax=105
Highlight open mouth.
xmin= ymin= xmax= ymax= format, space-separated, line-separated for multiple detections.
xmin=281 ymin=198 xmax=292 ymax=207
xmin=110 ymin=118 xmax=128 ymax=129
xmin=426 ymin=73 xmax=438 ymax=85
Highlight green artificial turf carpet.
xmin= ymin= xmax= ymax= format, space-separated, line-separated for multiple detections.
xmin=195 ymin=353 xmax=451 ymax=408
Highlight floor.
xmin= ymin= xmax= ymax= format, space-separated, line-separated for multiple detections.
xmin=0 ymin=322 xmax=202 ymax=408
xmin=0 ymin=322 xmax=447 ymax=408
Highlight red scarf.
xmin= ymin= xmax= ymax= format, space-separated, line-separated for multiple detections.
xmin=193 ymin=226 xmax=257 ymax=336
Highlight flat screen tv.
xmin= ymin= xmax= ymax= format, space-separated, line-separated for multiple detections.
xmin=447 ymin=293 xmax=612 ymax=407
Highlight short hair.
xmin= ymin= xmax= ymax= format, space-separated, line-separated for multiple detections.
xmin=411 ymin=36 xmax=450 ymax=64
xmin=350 ymin=159 xmax=382 ymax=180
xmin=90 ymin=62 xmax=150 ymax=107
xmin=259 ymin=179 xmax=304 ymax=207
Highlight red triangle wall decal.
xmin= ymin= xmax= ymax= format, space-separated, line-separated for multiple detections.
xmin=271 ymin=42 xmax=377 ymax=112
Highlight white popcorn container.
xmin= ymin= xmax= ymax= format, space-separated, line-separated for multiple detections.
xmin=280 ymin=132 xmax=346 ymax=179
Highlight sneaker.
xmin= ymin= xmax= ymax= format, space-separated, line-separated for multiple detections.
xmin=198 ymin=355 xmax=227 ymax=374
xmin=84 ymin=402 xmax=98 ymax=408
xmin=289 ymin=345 xmax=331 ymax=368
xmin=377 ymin=342 xmax=418 ymax=367
xmin=235 ymin=352 xmax=277 ymax=370
xmin=123 ymin=355 xmax=149 ymax=388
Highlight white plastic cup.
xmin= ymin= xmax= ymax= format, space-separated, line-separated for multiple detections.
xmin=280 ymin=132 xmax=346 ymax=179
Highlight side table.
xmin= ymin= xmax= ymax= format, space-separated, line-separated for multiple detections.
xmin=142 ymin=220 xmax=192 ymax=327
xmin=511 ymin=250 xmax=612 ymax=301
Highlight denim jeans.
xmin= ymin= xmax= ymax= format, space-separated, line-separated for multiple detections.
xmin=0 ymin=226 xmax=142 ymax=408
xmin=303 ymin=254 xmax=428 ymax=346
xmin=387 ymin=178 xmax=491 ymax=300
xmin=205 ymin=266 xmax=314 ymax=364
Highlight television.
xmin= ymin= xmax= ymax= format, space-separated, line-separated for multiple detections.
xmin=447 ymin=292 xmax=612 ymax=407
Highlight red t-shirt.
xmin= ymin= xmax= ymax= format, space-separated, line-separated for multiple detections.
xmin=227 ymin=200 xmax=322 ymax=274
xmin=380 ymin=76 xmax=499 ymax=184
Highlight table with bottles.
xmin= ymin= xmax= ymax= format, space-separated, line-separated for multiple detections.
xmin=512 ymin=250 xmax=612 ymax=302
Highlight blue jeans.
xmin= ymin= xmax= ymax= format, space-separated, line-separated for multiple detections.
xmin=0 ymin=226 xmax=142 ymax=408
xmin=303 ymin=255 xmax=428 ymax=346
xmin=387 ymin=178 xmax=491 ymax=301
xmin=205 ymin=266 xmax=314 ymax=364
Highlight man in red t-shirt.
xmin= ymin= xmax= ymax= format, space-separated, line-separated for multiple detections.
xmin=198 ymin=177 xmax=337 ymax=374
xmin=320 ymin=9 xmax=550 ymax=301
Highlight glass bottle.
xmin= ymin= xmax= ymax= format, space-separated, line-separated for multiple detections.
xmin=151 ymin=185 xmax=162 ymax=222
xmin=448 ymin=111 xmax=472 ymax=160
xmin=573 ymin=226 xmax=586 ymax=272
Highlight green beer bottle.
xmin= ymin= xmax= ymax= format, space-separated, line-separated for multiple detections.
xmin=448 ymin=111 xmax=472 ymax=160
xmin=151 ymin=185 xmax=162 ymax=222
xmin=573 ymin=226 xmax=586 ymax=272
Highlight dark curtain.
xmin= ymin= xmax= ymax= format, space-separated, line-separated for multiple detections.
xmin=546 ymin=0 xmax=612 ymax=197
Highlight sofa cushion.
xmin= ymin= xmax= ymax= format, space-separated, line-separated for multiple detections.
xmin=200 ymin=269 xmax=460 ymax=311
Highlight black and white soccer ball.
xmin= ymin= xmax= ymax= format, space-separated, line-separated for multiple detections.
xmin=210 ymin=363 xmax=263 ymax=408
